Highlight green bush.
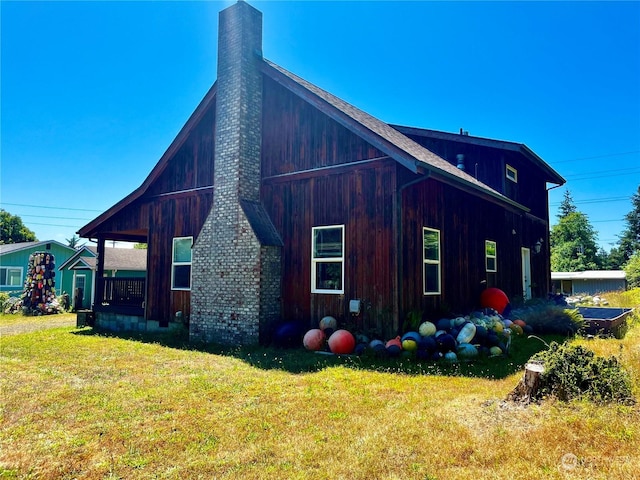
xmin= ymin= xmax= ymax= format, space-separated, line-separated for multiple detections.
xmin=530 ymin=342 xmax=635 ymax=404
xmin=625 ymin=252 xmax=640 ymax=289
xmin=0 ymin=292 xmax=9 ymax=311
xmin=511 ymin=301 xmax=584 ymax=335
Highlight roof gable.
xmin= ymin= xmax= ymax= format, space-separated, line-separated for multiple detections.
xmin=78 ymin=84 xmax=218 ymax=238
xmin=392 ymin=124 xmax=565 ymax=185
xmin=260 ymin=60 xmax=528 ymax=211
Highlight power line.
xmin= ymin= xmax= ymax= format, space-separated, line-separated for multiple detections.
xmin=549 ymin=195 xmax=630 ymax=207
xmin=552 ymin=150 xmax=640 ymax=164
xmin=17 ymin=213 xmax=92 ymax=221
xmin=562 ymin=166 xmax=640 ymax=178
xmin=1 ymin=202 xmax=103 ymax=212
xmin=25 ymin=222 xmax=83 ymax=228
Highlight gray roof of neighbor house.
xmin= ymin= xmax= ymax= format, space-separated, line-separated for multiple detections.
xmin=59 ymin=246 xmax=147 ymax=271
xmin=0 ymin=240 xmax=72 ymax=255
xmin=551 ymin=270 xmax=626 ymax=281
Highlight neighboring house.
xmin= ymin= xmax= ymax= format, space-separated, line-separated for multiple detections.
xmin=58 ymin=246 xmax=147 ymax=311
xmin=0 ymin=241 xmax=77 ymax=298
xmin=79 ymin=1 xmax=565 ymax=344
xmin=552 ymin=271 xmax=627 ymax=296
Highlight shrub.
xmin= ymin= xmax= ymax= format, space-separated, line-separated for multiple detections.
xmin=511 ymin=301 xmax=584 ymax=335
xmin=625 ymin=253 xmax=640 ymax=289
xmin=0 ymin=292 xmax=9 ymax=311
xmin=530 ymin=342 xmax=635 ymax=404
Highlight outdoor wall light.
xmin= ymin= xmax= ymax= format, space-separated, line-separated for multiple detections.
xmin=533 ymin=238 xmax=544 ymax=254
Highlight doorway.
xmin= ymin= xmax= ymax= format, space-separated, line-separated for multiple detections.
xmin=521 ymin=248 xmax=532 ymax=300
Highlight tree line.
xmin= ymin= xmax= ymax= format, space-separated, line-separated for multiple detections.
xmin=551 ymin=186 xmax=640 ymax=287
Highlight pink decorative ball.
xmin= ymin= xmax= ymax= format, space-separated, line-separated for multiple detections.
xmin=327 ymin=329 xmax=356 ymax=355
xmin=303 ymin=329 xmax=326 ymax=351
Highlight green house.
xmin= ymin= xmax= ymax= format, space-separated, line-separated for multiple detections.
xmin=0 ymin=241 xmax=78 ymax=298
xmin=58 ymin=246 xmax=147 ymax=310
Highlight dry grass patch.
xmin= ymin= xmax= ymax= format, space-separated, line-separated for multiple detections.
xmin=1 ymin=308 xmax=639 ymax=479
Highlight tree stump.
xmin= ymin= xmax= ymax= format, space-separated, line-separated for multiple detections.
xmin=507 ymin=361 xmax=545 ymax=404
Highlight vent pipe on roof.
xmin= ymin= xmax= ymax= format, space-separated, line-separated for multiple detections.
xmin=456 ymin=154 xmax=465 ymax=171
xmin=459 ymin=128 xmax=469 ymax=136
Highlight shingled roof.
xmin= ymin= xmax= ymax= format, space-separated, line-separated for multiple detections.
xmin=261 ymin=59 xmax=532 ymax=211
xmin=81 ymin=46 xmax=566 ymax=238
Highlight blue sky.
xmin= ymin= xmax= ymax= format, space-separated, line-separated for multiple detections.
xmin=2 ymin=1 xmax=639 ymax=251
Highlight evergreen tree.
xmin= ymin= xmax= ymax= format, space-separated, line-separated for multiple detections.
xmin=557 ymin=190 xmax=577 ymax=219
xmin=550 ymin=211 xmax=601 ymax=272
xmin=66 ymin=234 xmax=85 ymax=249
xmin=0 ymin=210 xmax=37 ymax=244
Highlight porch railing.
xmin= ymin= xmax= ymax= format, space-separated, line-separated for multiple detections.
xmin=96 ymin=277 xmax=145 ymax=315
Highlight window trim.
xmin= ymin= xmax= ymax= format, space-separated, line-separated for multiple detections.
xmin=485 ymin=240 xmax=497 ymax=273
xmin=0 ymin=266 xmax=23 ymax=287
xmin=506 ymin=164 xmax=518 ymax=183
xmin=171 ymin=236 xmax=193 ymax=291
xmin=311 ymin=224 xmax=345 ymax=294
xmin=422 ymin=227 xmax=441 ymax=296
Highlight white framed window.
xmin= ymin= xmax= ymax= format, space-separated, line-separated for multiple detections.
xmin=0 ymin=267 xmax=23 ymax=287
xmin=171 ymin=237 xmax=193 ymax=291
xmin=423 ymin=227 xmax=441 ymax=295
xmin=485 ymin=240 xmax=497 ymax=272
xmin=506 ymin=164 xmax=518 ymax=183
xmin=311 ymin=225 xmax=344 ymax=294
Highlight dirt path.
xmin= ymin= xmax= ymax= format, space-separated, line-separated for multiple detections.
xmin=0 ymin=315 xmax=77 ymax=337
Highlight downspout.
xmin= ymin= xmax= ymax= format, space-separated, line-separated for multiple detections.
xmin=395 ymin=170 xmax=432 ymax=333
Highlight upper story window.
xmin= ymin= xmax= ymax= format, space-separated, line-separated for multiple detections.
xmin=0 ymin=267 xmax=22 ymax=287
xmin=506 ymin=164 xmax=518 ymax=183
xmin=423 ymin=227 xmax=441 ymax=295
xmin=171 ymin=237 xmax=192 ymax=290
xmin=311 ymin=225 xmax=344 ymax=294
xmin=485 ymin=240 xmax=497 ymax=272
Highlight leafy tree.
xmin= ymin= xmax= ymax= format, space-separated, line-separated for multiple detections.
xmin=625 ymin=252 xmax=640 ymax=289
xmin=0 ymin=210 xmax=37 ymax=244
xmin=557 ymin=189 xmax=578 ymax=219
xmin=134 ymin=243 xmax=148 ymax=249
xmin=66 ymin=234 xmax=85 ymax=249
xmin=551 ymin=211 xmax=600 ymax=271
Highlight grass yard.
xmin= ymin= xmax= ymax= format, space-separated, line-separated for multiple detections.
xmin=1 ymin=295 xmax=639 ymax=480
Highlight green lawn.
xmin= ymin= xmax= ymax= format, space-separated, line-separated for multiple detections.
xmin=1 ymin=300 xmax=638 ymax=479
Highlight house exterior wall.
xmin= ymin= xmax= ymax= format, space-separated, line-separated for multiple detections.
xmin=401 ymin=132 xmax=550 ymax=219
xmin=400 ymin=177 xmax=550 ymax=316
xmin=1 ymin=243 xmax=76 ymax=298
xmin=553 ymin=278 xmax=627 ymax=296
xmin=263 ymin=160 xmax=399 ymax=337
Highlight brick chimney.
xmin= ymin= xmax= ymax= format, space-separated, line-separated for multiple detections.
xmin=190 ymin=1 xmax=282 ymax=345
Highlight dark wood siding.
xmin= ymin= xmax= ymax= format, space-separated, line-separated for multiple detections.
xmin=263 ymin=160 xmax=399 ymax=338
xmin=147 ymin=101 xmax=216 ymax=195
xmin=146 ymin=192 xmax=213 ymax=324
xmin=401 ymin=178 xmax=550 ymax=320
xmin=403 ymin=133 xmax=550 ymax=219
xmin=262 ymin=76 xmax=386 ymax=177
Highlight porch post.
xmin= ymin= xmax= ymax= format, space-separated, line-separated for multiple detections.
xmin=96 ymin=237 xmax=106 ymax=307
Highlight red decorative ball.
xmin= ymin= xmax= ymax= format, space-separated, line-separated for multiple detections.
xmin=303 ymin=329 xmax=326 ymax=351
xmin=327 ymin=329 xmax=356 ymax=355
xmin=480 ymin=288 xmax=509 ymax=314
